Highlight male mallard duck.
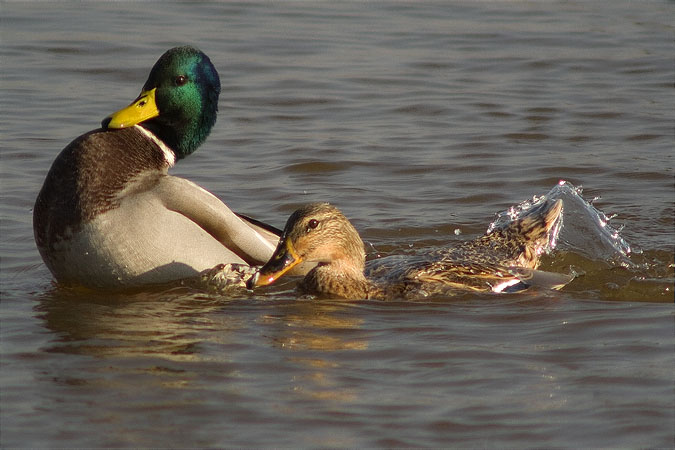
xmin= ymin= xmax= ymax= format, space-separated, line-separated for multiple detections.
xmin=34 ymin=46 xmax=283 ymax=289
xmin=248 ymin=200 xmax=572 ymax=299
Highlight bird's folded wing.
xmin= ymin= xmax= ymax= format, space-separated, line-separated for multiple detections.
xmin=153 ymin=176 xmax=279 ymax=265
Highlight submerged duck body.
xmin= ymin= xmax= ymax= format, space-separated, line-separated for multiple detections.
xmin=249 ymin=200 xmax=570 ymax=299
xmin=34 ymin=46 xmax=279 ymax=289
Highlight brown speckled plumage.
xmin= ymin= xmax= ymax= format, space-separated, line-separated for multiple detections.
xmin=397 ymin=198 xmax=563 ymax=292
xmin=34 ymin=127 xmax=170 ymax=254
xmin=252 ymin=200 xmax=564 ymax=299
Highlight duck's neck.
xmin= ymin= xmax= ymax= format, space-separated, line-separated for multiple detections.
xmin=142 ymin=117 xmax=213 ymax=159
xmin=302 ymin=259 xmax=371 ymax=299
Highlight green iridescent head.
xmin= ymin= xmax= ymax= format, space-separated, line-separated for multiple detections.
xmin=103 ymin=46 xmax=221 ymax=159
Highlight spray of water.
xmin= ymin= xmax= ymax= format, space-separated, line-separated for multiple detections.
xmin=488 ymin=180 xmax=633 ymax=267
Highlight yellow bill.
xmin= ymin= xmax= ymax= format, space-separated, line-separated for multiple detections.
xmin=104 ymin=88 xmax=159 ymax=129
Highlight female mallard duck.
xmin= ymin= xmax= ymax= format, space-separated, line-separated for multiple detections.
xmin=248 ymin=200 xmax=572 ymax=299
xmin=34 ymin=46 xmax=284 ymax=289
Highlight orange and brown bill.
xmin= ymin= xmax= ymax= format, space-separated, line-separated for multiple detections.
xmin=249 ymin=238 xmax=303 ymax=288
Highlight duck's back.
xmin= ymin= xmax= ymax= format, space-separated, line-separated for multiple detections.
xmin=365 ymin=199 xmax=563 ymax=294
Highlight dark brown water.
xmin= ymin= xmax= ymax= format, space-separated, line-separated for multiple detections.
xmin=1 ymin=2 xmax=673 ymax=447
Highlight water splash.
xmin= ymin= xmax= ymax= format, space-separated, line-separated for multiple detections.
xmin=488 ymin=180 xmax=633 ymax=266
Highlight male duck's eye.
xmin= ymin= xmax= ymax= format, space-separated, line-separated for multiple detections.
xmin=307 ymin=219 xmax=319 ymax=231
xmin=174 ymin=75 xmax=188 ymax=86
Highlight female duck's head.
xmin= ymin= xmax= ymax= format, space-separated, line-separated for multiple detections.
xmin=103 ymin=46 xmax=221 ymax=159
xmin=250 ymin=203 xmax=366 ymax=288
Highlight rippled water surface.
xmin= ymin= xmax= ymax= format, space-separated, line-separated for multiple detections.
xmin=1 ymin=2 xmax=673 ymax=447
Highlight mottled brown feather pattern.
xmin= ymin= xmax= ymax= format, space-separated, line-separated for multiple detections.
xmin=299 ymin=267 xmax=371 ymax=299
xmin=403 ymin=199 xmax=562 ymax=290
xmin=34 ymin=127 xmax=172 ymax=251
xmin=266 ymin=200 xmax=562 ymax=300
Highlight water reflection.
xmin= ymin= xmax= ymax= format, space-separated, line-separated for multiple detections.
xmin=34 ymin=285 xmax=371 ymax=410
xmin=260 ymin=300 xmax=367 ymax=404
xmin=262 ymin=301 xmax=367 ymax=351
xmin=35 ymin=286 xmax=238 ymax=361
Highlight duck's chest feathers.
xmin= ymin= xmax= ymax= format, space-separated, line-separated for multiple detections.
xmin=34 ymin=126 xmax=175 ymax=248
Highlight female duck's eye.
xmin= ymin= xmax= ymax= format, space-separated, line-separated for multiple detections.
xmin=175 ymin=75 xmax=188 ymax=86
xmin=307 ymin=219 xmax=319 ymax=231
